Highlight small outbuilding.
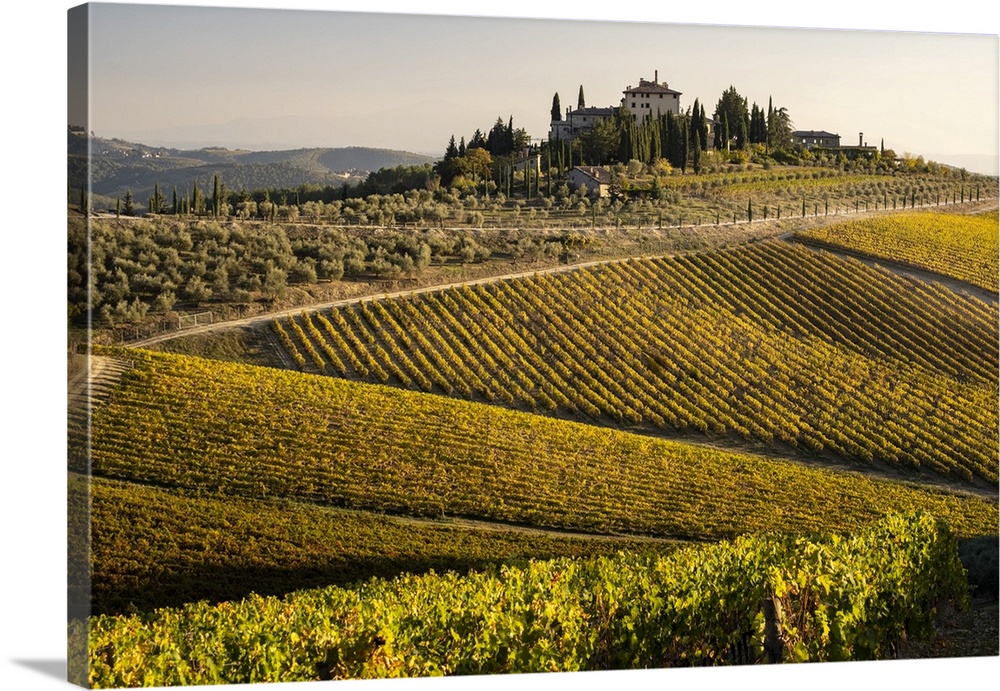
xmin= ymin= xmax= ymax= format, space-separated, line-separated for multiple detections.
xmin=568 ymin=166 xmax=613 ymax=198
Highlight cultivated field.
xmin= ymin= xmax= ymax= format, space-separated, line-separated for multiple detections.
xmin=262 ymin=241 xmax=998 ymax=486
xmin=796 ymin=209 xmax=999 ymax=291
xmin=74 ymin=202 xmax=1000 ymax=685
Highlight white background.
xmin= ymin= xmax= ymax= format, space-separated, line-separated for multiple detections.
xmin=2 ymin=1 xmax=997 ymax=690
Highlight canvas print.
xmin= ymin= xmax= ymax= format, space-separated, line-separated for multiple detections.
xmin=67 ymin=2 xmax=999 ymax=688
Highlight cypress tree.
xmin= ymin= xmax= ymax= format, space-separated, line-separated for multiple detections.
xmin=679 ymin=119 xmax=689 ymax=173
xmin=747 ymin=198 xmax=753 ymax=222
xmin=220 ymin=179 xmax=229 ymax=217
xmin=212 ymin=175 xmax=221 ymax=218
xmin=699 ymin=103 xmax=708 ymax=151
xmin=749 ymin=104 xmax=765 ymax=145
xmin=578 ymin=85 xmax=585 ymax=109
xmin=766 ymin=97 xmax=774 ymax=152
xmin=458 ymin=137 xmax=466 ymax=157
xmin=637 ymin=118 xmax=650 ymax=164
xmin=618 ymin=120 xmax=631 ymax=163
xmin=650 ymin=119 xmax=662 ymax=161
xmin=547 ymin=146 xmax=552 ymax=196
xmin=690 ymin=99 xmax=701 ymax=151
xmin=631 ymin=120 xmax=641 ymax=162
xmin=445 ymin=135 xmax=459 ymax=160
xmin=551 ymin=92 xmax=561 ymax=122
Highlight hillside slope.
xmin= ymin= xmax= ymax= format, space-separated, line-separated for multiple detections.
xmin=85 ymin=347 xmax=997 ymax=543
xmin=263 ymin=242 xmax=999 ymax=488
xmin=68 ymin=130 xmax=434 ymax=206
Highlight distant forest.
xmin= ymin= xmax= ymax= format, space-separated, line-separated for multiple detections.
xmin=68 ymin=130 xmax=434 ymax=211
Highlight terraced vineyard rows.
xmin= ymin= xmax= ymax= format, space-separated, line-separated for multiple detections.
xmin=85 ymin=349 xmax=997 ymax=542
xmin=74 ymin=474 xmax=677 ymax=616
xmin=796 ymin=210 xmax=999 ymax=291
xmin=81 ymin=512 xmax=973 ymax=687
xmin=271 ymin=241 xmax=999 ymax=485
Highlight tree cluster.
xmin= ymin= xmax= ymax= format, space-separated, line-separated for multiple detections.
xmin=436 ymin=116 xmax=531 ymax=188
xmin=68 ymin=214 xmax=534 ymax=328
xmin=713 ymin=87 xmax=794 ymax=154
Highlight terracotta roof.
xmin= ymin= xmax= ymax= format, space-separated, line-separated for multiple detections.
xmin=571 ymin=107 xmax=617 ymax=117
xmin=572 ymin=166 xmax=613 ymax=185
xmin=623 ymin=80 xmax=681 ymax=96
xmin=793 ymin=130 xmax=840 ymax=138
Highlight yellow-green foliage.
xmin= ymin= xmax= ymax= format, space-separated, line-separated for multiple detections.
xmin=82 ymin=512 xmax=969 ymax=686
xmin=274 ymin=242 xmax=999 ymax=485
xmin=77 ymin=474 xmax=678 ymax=616
xmin=88 ymin=348 xmax=997 ymax=541
xmin=798 ymin=210 xmax=999 ymax=291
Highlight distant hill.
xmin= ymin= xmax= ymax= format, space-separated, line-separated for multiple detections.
xmin=68 ymin=130 xmax=436 ymax=208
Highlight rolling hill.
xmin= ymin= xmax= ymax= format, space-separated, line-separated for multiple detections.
xmin=68 ymin=129 xmax=435 ymax=208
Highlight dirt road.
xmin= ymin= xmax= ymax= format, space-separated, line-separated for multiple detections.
xmin=128 ymin=252 xmax=672 ymax=348
xmin=127 ymin=199 xmax=998 ymax=348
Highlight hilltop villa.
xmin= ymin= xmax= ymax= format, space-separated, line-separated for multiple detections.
xmin=622 ymin=71 xmax=682 ymax=121
xmin=550 ymin=72 xmax=683 ymax=142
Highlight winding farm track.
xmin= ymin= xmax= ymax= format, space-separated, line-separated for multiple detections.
xmin=128 ymin=253 xmax=673 ymax=348
xmin=127 ymin=199 xmax=999 ymax=348
xmin=787 ymin=235 xmax=998 ymax=305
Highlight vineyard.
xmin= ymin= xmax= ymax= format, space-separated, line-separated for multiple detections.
xmin=84 ymin=348 xmax=997 ymax=543
xmin=796 ymin=210 xmax=1000 ymax=292
xmin=80 ymin=512 xmax=970 ymax=686
xmin=72 ymin=474 xmax=678 ymax=617
xmin=265 ymin=241 xmax=999 ymax=486
xmin=75 ymin=199 xmax=1000 ymax=683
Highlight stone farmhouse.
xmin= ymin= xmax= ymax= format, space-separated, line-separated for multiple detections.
xmin=794 ymin=131 xmax=885 ymax=159
xmin=793 ymin=130 xmax=841 ymax=149
xmin=567 ymin=166 xmax=613 ymax=198
xmin=550 ymin=107 xmax=618 ymax=142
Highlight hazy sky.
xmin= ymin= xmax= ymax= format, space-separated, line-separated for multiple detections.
xmin=75 ymin=1 xmax=999 ymax=173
